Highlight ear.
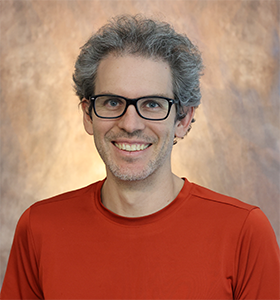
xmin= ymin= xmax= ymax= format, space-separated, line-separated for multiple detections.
xmin=81 ymin=99 xmax=94 ymax=136
xmin=174 ymin=107 xmax=195 ymax=138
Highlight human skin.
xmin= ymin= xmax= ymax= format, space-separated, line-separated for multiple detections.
xmin=82 ymin=54 xmax=194 ymax=217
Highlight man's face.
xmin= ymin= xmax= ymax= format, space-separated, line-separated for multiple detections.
xmin=83 ymin=54 xmax=186 ymax=181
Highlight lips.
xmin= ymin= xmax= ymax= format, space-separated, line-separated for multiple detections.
xmin=114 ymin=142 xmax=150 ymax=152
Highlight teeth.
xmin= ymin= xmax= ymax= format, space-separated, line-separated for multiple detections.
xmin=115 ymin=143 xmax=149 ymax=152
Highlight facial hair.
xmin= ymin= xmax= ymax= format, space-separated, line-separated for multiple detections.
xmin=94 ymin=129 xmax=174 ymax=182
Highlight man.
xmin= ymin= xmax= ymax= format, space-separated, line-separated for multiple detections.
xmin=1 ymin=15 xmax=279 ymax=299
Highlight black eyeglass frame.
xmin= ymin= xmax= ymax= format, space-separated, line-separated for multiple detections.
xmin=89 ymin=94 xmax=176 ymax=121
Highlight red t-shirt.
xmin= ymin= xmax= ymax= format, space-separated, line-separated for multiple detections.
xmin=1 ymin=179 xmax=279 ymax=299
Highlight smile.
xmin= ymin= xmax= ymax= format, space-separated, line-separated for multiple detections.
xmin=114 ymin=142 xmax=150 ymax=152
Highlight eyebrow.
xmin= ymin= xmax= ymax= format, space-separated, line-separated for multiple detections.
xmin=96 ymin=92 xmax=174 ymax=99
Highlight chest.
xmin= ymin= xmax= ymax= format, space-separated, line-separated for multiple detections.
xmin=36 ymin=217 xmax=236 ymax=299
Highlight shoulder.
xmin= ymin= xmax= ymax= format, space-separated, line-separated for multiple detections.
xmin=183 ymin=181 xmax=273 ymax=235
xmin=187 ymin=181 xmax=278 ymax=243
xmin=30 ymin=180 xmax=104 ymax=211
xmin=190 ymin=182 xmax=257 ymax=212
xmin=17 ymin=180 xmax=104 ymax=231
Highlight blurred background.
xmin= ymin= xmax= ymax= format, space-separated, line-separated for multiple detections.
xmin=0 ymin=0 xmax=279 ymax=286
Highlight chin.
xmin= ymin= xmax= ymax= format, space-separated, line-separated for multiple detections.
xmin=109 ymin=165 xmax=154 ymax=182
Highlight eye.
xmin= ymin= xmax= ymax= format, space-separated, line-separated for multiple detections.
xmin=140 ymin=99 xmax=164 ymax=110
xmin=146 ymin=101 xmax=160 ymax=108
xmin=102 ymin=97 xmax=125 ymax=109
xmin=107 ymin=99 xmax=120 ymax=107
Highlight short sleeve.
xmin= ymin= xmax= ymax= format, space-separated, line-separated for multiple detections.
xmin=0 ymin=208 xmax=43 ymax=299
xmin=233 ymin=208 xmax=280 ymax=299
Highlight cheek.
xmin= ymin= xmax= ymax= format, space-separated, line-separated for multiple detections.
xmin=91 ymin=121 xmax=116 ymax=148
xmin=91 ymin=123 xmax=105 ymax=146
xmin=92 ymin=119 xmax=112 ymax=135
xmin=156 ymin=124 xmax=176 ymax=146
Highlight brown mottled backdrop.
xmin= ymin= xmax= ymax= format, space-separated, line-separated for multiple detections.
xmin=0 ymin=0 xmax=279 ymax=286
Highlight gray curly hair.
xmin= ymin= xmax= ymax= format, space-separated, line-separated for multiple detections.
xmin=73 ymin=15 xmax=204 ymax=121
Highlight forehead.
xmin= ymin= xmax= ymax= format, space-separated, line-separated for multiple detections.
xmin=95 ymin=54 xmax=173 ymax=98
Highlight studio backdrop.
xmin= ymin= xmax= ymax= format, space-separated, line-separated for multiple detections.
xmin=0 ymin=0 xmax=279 ymax=286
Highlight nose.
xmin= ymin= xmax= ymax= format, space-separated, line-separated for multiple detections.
xmin=117 ymin=105 xmax=145 ymax=133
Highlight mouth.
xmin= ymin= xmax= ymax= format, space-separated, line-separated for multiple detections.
xmin=113 ymin=142 xmax=151 ymax=152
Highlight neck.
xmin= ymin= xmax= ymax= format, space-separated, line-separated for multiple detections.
xmin=101 ymin=170 xmax=184 ymax=217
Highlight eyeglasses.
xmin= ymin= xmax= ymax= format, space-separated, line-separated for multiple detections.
xmin=90 ymin=94 xmax=175 ymax=121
